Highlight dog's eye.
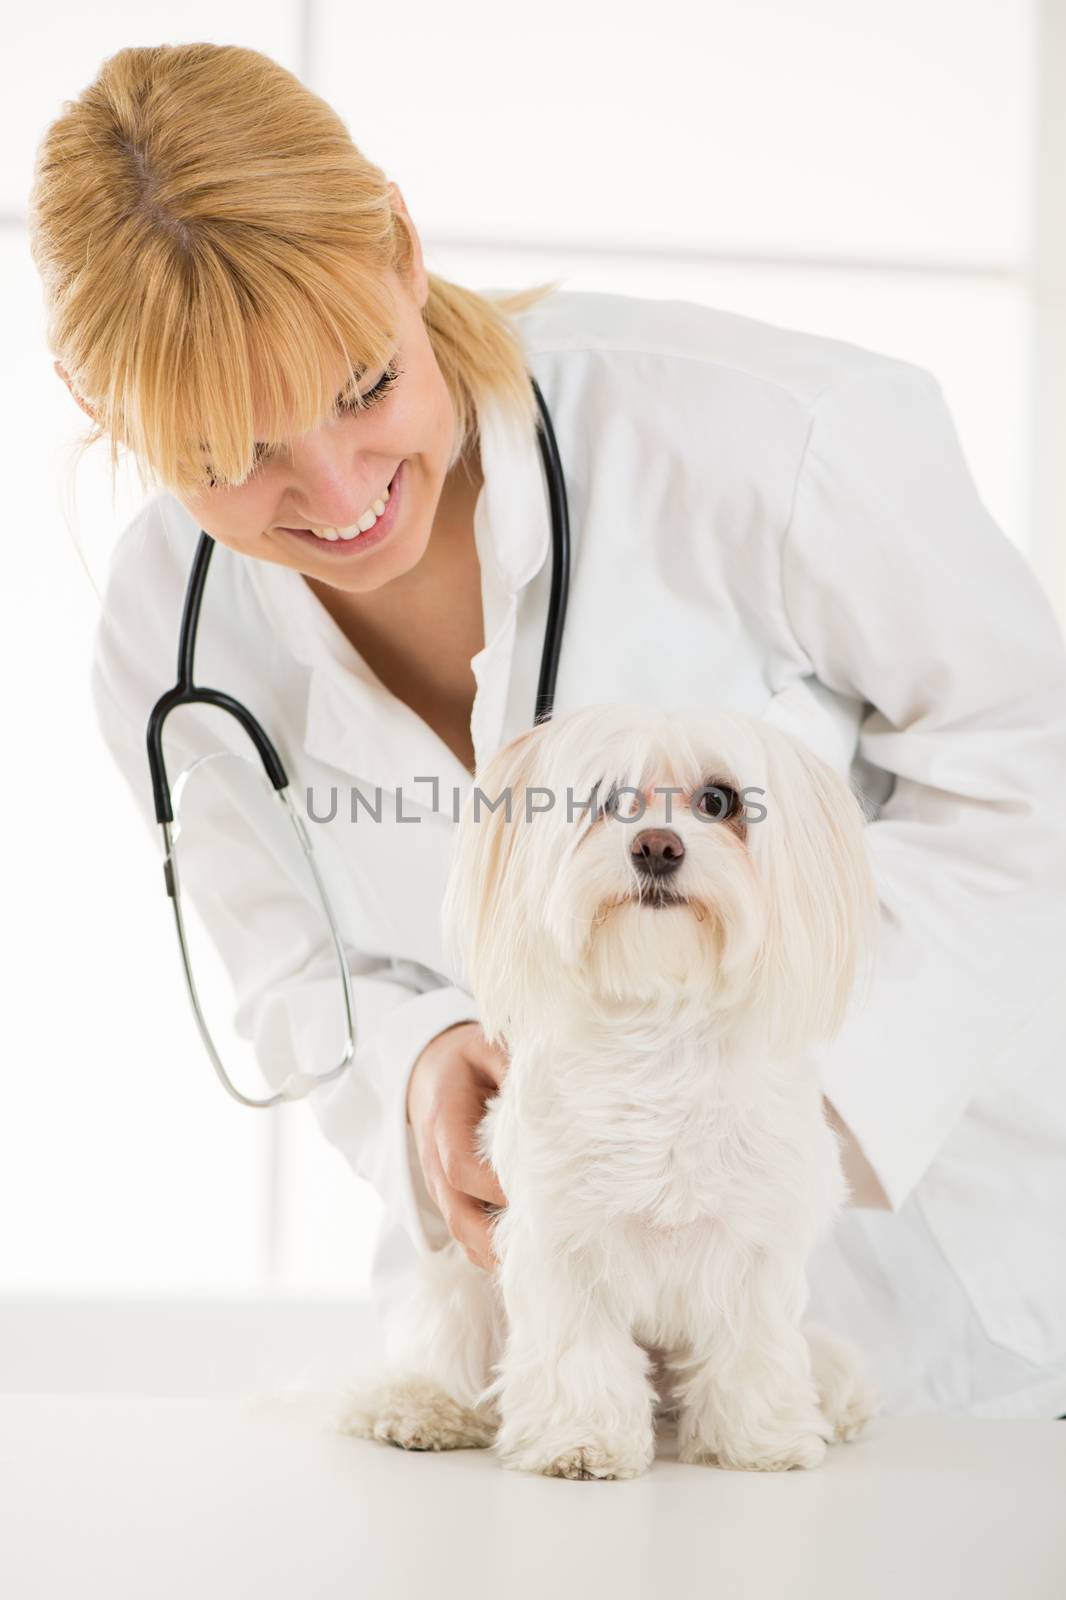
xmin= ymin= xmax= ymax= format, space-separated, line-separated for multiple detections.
xmin=695 ymin=784 xmax=740 ymax=822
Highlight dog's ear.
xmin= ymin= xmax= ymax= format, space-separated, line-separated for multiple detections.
xmin=750 ymin=725 xmax=880 ymax=1056
xmin=440 ymin=722 xmax=551 ymax=1048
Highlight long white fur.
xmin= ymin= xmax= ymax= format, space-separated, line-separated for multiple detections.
xmin=338 ymin=703 xmax=882 ymax=1478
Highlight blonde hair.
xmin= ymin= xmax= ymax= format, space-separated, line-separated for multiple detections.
xmin=28 ymin=42 xmax=559 ymax=499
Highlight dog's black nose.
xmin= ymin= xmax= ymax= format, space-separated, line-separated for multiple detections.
xmin=631 ymin=828 xmax=685 ymax=878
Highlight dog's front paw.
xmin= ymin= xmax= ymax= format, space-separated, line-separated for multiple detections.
xmin=826 ymin=1390 xmax=876 ymax=1444
xmin=804 ymin=1322 xmax=879 ymax=1443
xmin=498 ymin=1422 xmax=654 ymax=1480
xmin=683 ymin=1423 xmax=828 ymax=1473
xmin=335 ymin=1376 xmax=496 ymax=1452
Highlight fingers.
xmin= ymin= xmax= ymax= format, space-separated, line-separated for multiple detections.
xmin=407 ymin=1021 xmax=511 ymax=1269
xmin=441 ymin=1189 xmax=498 ymax=1273
xmin=422 ymin=1139 xmax=499 ymax=1271
xmin=433 ymin=1063 xmax=508 ymax=1207
xmin=465 ymin=1027 xmax=511 ymax=1090
xmin=438 ymin=1133 xmax=507 ymax=1209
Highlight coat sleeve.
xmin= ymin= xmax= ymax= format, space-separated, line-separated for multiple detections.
xmin=780 ymin=363 xmax=1066 ymax=1211
xmin=90 ymin=649 xmax=475 ymax=1257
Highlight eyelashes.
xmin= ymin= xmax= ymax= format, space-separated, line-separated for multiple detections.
xmin=202 ymin=358 xmax=403 ymax=487
xmin=341 ymin=358 xmax=402 ymax=415
xmin=252 ymin=359 xmax=403 ymax=465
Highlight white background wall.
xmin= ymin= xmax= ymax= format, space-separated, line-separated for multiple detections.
xmin=2 ymin=0 xmax=1062 ymax=1299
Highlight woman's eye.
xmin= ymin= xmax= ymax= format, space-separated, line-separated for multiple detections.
xmin=202 ymin=360 xmax=402 ymax=488
xmin=337 ymin=359 xmax=402 ymax=416
xmin=695 ymin=784 xmax=740 ymax=821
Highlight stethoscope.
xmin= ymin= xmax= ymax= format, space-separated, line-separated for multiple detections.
xmin=146 ymin=374 xmax=570 ymax=1109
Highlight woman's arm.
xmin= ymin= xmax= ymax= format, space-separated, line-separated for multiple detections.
xmin=781 ymin=363 xmax=1066 ymax=1212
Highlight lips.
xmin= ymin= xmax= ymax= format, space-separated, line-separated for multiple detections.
xmin=283 ymin=465 xmax=401 ymax=540
xmin=275 ymin=461 xmax=405 ymax=558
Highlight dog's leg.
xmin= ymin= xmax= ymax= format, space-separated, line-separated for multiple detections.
xmin=803 ymin=1320 xmax=879 ymax=1442
xmin=336 ymin=1241 xmax=501 ymax=1451
xmin=672 ymin=1257 xmax=833 ymax=1472
xmin=490 ymin=1233 xmax=657 ymax=1480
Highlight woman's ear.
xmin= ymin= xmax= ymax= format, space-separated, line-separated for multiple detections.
xmin=54 ymin=362 xmax=98 ymax=424
xmin=387 ymin=181 xmax=428 ymax=310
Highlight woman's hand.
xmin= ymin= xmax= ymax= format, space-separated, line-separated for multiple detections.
xmin=406 ymin=1021 xmax=509 ymax=1271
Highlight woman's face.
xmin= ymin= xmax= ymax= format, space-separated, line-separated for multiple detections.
xmin=175 ymin=263 xmax=458 ymax=597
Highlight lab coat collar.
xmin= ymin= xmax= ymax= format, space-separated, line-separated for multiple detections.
xmin=243 ymin=387 xmax=551 ymax=803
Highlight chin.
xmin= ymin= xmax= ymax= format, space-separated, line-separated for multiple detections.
xmin=339 ymin=702 xmax=882 ymax=1479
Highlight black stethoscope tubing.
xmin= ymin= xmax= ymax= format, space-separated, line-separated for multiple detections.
xmin=146 ymin=373 xmax=570 ymax=827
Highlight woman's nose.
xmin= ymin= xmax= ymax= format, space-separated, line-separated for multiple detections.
xmin=284 ymin=434 xmax=390 ymax=528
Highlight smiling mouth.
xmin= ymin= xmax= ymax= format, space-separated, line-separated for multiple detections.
xmin=280 ymin=464 xmax=402 ymax=540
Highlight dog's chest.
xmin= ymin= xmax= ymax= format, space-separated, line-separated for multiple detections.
xmin=571 ymin=1092 xmax=749 ymax=1228
xmin=493 ymin=1036 xmax=777 ymax=1231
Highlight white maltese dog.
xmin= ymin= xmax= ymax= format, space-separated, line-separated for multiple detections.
xmin=340 ymin=703 xmax=881 ymax=1478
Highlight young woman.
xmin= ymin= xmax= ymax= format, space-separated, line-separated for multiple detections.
xmin=29 ymin=42 xmax=1066 ymax=1416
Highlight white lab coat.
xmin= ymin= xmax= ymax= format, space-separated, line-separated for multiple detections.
xmin=91 ymin=288 xmax=1066 ymax=1417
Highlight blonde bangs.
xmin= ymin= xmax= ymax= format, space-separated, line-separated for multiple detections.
xmin=167 ymin=248 xmax=401 ymax=496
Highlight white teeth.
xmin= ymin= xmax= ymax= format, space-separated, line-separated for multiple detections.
xmin=311 ymin=478 xmax=393 ymax=542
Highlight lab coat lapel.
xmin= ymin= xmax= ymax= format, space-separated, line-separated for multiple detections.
xmin=467 ymin=390 xmax=552 ymax=771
